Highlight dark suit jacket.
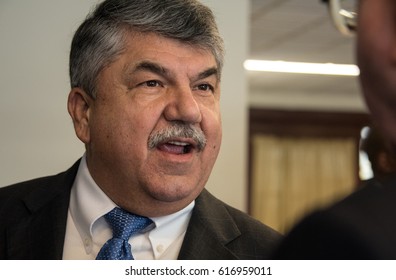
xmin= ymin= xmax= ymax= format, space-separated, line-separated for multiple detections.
xmin=0 ymin=160 xmax=281 ymax=259
xmin=272 ymin=177 xmax=396 ymax=259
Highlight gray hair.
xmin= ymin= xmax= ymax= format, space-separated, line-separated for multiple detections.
xmin=69 ymin=0 xmax=224 ymax=98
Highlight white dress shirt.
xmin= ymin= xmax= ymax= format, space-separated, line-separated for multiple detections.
xmin=62 ymin=155 xmax=194 ymax=260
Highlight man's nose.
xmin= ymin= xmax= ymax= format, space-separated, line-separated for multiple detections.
xmin=163 ymin=86 xmax=202 ymax=124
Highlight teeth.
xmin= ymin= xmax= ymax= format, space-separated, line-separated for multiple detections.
xmin=168 ymin=141 xmax=189 ymax=146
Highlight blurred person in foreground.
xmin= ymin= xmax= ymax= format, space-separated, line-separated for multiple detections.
xmin=273 ymin=0 xmax=396 ymax=259
xmin=360 ymin=126 xmax=396 ymax=187
xmin=0 ymin=0 xmax=280 ymax=260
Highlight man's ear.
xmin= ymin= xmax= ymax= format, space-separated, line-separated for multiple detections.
xmin=67 ymin=88 xmax=93 ymax=144
xmin=377 ymin=151 xmax=396 ymax=174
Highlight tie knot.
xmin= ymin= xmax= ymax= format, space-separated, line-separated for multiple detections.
xmin=104 ymin=207 xmax=153 ymax=240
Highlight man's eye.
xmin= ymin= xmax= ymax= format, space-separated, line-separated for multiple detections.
xmin=197 ymin=84 xmax=214 ymax=92
xmin=144 ymin=80 xmax=161 ymax=87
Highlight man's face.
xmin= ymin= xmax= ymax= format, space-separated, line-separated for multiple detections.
xmin=357 ymin=0 xmax=396 ymax=152
xmin=82 ymin=32 xmax=222 ymax=216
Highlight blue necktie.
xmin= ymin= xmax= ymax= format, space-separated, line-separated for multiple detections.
xmin=96 ymin=207 xmax=153 ymax=260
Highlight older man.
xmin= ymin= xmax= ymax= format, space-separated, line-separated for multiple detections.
xmin=0 ymin=0 xmax=280 ymax=260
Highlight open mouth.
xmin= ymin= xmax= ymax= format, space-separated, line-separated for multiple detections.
xmin=148 ymin=122 xmax=207 ymax=153
xmin=157 ymin=140 xmax=194 ymax=155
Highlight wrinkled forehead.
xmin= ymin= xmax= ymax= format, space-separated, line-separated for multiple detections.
xmin=120 ymin=28 xmax=222 ymax=75
xmin=120 ymin=31 xmax=219 ymax=77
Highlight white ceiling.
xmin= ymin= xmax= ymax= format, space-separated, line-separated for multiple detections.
xmin=248 ymin=0 xmax=365 ymax=111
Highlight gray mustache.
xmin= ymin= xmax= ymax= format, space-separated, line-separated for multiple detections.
xmin=148 ymin=122 xmax=207 ymax=151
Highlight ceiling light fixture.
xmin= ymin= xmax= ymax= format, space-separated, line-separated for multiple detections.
xmin=244 ymin=59 xmax=360 ymax=76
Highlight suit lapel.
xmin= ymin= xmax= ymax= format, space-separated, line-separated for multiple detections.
xmin=178 ymin=189 xmax=240 ymax=260
xmin=6 ymin=161 xmax=79 ymax=259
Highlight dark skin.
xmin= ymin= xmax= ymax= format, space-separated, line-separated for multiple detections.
xmin=357 ymin=0 xmax=396 ymax=155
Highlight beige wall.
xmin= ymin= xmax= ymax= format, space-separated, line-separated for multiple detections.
xmin=0 ymin=0 xmax=250 ymax=211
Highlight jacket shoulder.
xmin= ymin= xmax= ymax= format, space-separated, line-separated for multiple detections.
xmin=220 ymin=197 xmax=282 ymax=248
xmin=191 ymin=189 xmax=282 ymax=259
xmin=0 ymin=160 xmax=80 ymax=219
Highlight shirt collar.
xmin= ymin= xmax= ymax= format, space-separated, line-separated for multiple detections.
xmin=69 ymin=155 xmax=116 ymax=253
xmin=149 ymin=201 xmax=194 ymax=258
